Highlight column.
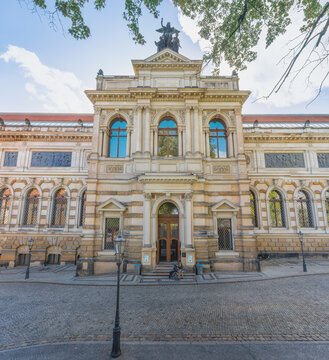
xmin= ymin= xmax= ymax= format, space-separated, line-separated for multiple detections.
xmin=205 ymin=130 xmax=209 ymax=158
xmin=228 ymin=129 xmax=234 ymax=158
xmin=235 ymin=108 xmax=245 ymax=157
xmin=192 ymin=107 xmax=201 ymax=154
xmin=178 ymin=129 xmax=182 ymax=157
xmin=185 ymin=107 xmax=192 ymax=154
xmin=103 ymin=132 xmax=109 ymax=157
xmin=198 ymin=109 xmax=204 ymax=154
xmin=144 ymin=106 xmax=150 ymax=154
xmin=99 ymin=130 xmax=104 ymax=156
xmin=135 ymin=106 xmax=142 ymax=153
xmin=154 ymin=128 xmax=158 ymax=156
xmin=143 ymin=193 xmax=152 ymax=246
xmin=126 ymin=128 xmax=132 ymax=157
xmin=150 ymin=127 xmax=154 ymax=156
xmin=185 ymin=192 xmax=193 ymax=248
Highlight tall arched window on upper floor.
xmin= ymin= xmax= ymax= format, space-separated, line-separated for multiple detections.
xmin=209 ymin=119 xmax=227 ymax=158
xmin=297 ymin=190 xmax=313 ymax=228
xmin=250 ymin=190 xmax=258 ymax=228
xmin=23 ymin=188 xmax=40 ymax=226
xmin=158 ymin=118 xmax=178 ymax=157
xmin=51 ymin=188 xmax=68 ymax=228
xmin=79 ymin=190 xmax=86 ymax=227
xmin=268 ymin=190 xmax=285 ymax=227
xmin=0 ymin=188 xmax=11 ymax=225
xmin=108 ymin=119 xmax=127 ymax=158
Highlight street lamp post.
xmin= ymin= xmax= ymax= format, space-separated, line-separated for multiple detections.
xmin=111 ymin=232 xmax=126 ymax=358
xmin=25 ymin=238 xmax=34 ymax=280
xmin=298 ymin=230 xmax=307 ymax=273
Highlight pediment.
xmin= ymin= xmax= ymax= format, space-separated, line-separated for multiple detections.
xmin=97 ymin=198 xmax=126 ymax=212
xmin=211 ymin=199 xmax=239 ymax=212
xmin=144 ymin=49 xmax=191 ymax=63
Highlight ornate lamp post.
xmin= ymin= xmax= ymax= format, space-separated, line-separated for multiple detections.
xmin=111 ymin=232 xmax=126 ymax=358
xmin=25 ymin=238 xmax=34 ymax=280
xmin=298 ymin=230 xmax=307 ymax=273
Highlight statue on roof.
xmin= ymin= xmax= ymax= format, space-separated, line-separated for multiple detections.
xmin=155 ymin=19 xmax=181 ymax=53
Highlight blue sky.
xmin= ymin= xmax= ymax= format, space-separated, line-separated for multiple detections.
xmin=0 ymin=0 xmax=328 ymax=114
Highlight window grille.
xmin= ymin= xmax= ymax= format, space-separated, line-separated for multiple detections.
xmin=104 ymin=218 xmax=119 ymax=250
xmin=108 ymin=119 xmax=127 ymax=158
xmin=17 ymin=254 xmax=29 ymax=266
xmin=47 ymin=254 xmax=61 ymax=265
xmin=0 ymin=188 xmax=11 ymax=225
xmin=217 ymin=219 xmax=233 ymax=250
xmin=23 ymin=188 xmax=40 ymax=226
xmin=79 ymin=191 xmax=86 ymax=227
xmin=51 ymin=188 xmax=67 ymax=227
xmin=297 ymin=190 xmax=313 ymax=228
xmin=268 ymin=190 xmax=285 ymax=227
xmin=250 ymin=190 xmax=258 ymax=227
xmin=209 ymin=119 xmax=227 ymax=158
xmin=158 ymin=118 xmax=178 ymax=157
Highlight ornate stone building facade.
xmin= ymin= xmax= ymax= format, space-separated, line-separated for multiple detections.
xmin=0 ymin=49 xmax=328 ymax=275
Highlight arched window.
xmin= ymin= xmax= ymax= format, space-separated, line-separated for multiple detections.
xmin=325 ymin=191 xmax=329 ymax=226
xmin=250 ymin=190 xmax=258 ymax=227
xmin=158 ymin=118 xmax=178 ymax=157
xmin=209 ymin=119 xmax=227 ymax=158
xmin=297 ymin=190 xmax=313 ymax=228
xmin=79 ymin=190 xmax=86 ymax=227
xmin=108 ymin=119 xmax=127 ymax=158
xmin=268 ymin=190 xmax=285 ymax=227
xmin=0 ymin=188 xmax=11 ymax=225
xmin=51 ymin=188 xmax=67 ymax=227
xmin=23 ymin=188 xmax=40 ymax=226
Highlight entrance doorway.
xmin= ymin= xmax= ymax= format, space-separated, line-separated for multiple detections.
xmin=157 ymin=202 xmax=179 ymax=263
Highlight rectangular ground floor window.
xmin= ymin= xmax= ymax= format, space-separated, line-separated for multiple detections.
xmin=47 ymin=254 xmax=61 ymax=265
xmin=17 ymin=254 xmax=29 ymax=265
xmin=104 ymin=217 xmax=119 ymax=250
xmin=217 ymin=218 xmax=233 ymax=250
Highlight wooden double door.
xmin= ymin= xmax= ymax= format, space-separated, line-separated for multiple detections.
xmin=157 ymin=216 xmax=179 ymax=263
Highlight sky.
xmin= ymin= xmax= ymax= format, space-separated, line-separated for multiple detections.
xmin=0 ymin=0 xmax=328 ymax=115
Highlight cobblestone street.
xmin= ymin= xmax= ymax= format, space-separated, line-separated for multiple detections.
xmin=1 ymin=274 xmax=329 ymax=351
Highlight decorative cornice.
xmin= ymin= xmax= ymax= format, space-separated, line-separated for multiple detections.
xmin=85 ymin=89 xmax=250 ymax=105
xmin=0 ymin=131 xmax=92 ymax=142
xmin=138 ymin=173 xmax=197 ymax=184
xmin=243 ymin=133 xmax=329 ymax=143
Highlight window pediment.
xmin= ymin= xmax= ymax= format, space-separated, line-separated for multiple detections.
xmin=97 ymin=198 xmax=126 ymax=213
xmin=211 ymin=199 xmax=239 ymax=213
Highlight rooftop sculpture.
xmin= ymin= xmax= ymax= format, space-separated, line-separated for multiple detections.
xmin=155 ymin=19 xmax=181 ymax=53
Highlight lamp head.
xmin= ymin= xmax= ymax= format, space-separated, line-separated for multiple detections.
xmin=114 ymin=232 xmax=126 ymax=256
xmin=27 ymin=238 xmax=34 ymax=249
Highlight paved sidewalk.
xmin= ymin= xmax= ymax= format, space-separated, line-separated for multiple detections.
xmin=1 ymin=341 xmax=329 ymax=360
xmin=0 ymin=258 xmax=328 ymax=286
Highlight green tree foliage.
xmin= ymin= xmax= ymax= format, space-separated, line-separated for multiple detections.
xmin=29 ymin=1 xmax=329 ymax=92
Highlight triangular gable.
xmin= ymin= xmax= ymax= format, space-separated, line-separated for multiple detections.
xmin=97 ymin=198 xmax=126 ymax=212
xmin=144 ymin=49 xmax=191 ymax=63
xmin=211 ymin=199 xmax=239 ymax=212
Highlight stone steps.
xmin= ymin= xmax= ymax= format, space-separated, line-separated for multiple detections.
xmin=141 ymin=264 xmax=196 ymax=284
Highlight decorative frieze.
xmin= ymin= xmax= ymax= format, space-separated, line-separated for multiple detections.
xmin=31 ymin=152 xmax=72 ymax=167
xmin=106 ymin=165 xmax=124 ymax=173
xmin=213 ymin=165 xmax=230 ymax=174
xmin=264 ymin=153 xmax=305 ymax=168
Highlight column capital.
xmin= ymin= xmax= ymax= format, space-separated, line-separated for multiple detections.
xmin=184 ymin=192 xmax=193 ymax=201
xmin=144 ymin=192 xmax=152 ymax=200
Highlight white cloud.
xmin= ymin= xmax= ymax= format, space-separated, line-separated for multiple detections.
xmin=0 ymin=45 xmax=92 ymax=112
xmin=178 ymin=10 xmax=329 ymax=108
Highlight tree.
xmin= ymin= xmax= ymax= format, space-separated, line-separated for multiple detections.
xmin=28 ymin=1 xmax=329 ymax=97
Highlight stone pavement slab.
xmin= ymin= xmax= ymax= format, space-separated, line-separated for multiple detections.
xmin=0 ymin=341 xmax=329 ymax=360
xmin=0 ymin=258 xmax=328 ymax=286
